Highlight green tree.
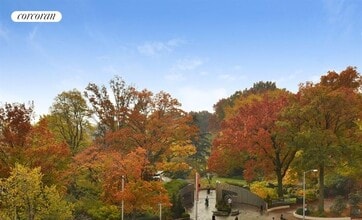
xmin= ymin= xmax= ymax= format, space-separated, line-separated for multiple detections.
xmin=49 ymin=89 xmax=91 ymax=155
xmin=0 ymin=164 xmax=73 ymax=220
xmin=190 ymin=111 xmax=213 ymax=173
xmin=290 ymin=67 xmax=362 ymax=212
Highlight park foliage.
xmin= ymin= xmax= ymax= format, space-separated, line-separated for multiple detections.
xmin=0 ymin=67 xmax=361 ymax=218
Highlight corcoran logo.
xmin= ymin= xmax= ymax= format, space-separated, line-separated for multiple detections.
xmin=11 ymin=11 xmax=62 ymax=23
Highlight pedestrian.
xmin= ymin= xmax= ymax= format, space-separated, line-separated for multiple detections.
xmin=205 ymin=196 xmax=209 ymax=207
xmin=227 ymin=197 xmax=232 ymax=208
xmin=272 ymin=217 xmax=275 ymax=220
xmin=260 ymin=205 xmax=264 ymax=215
xmin=234 ymin=216 xmax=239 ymax=220
xmin=280 ymin=213 xmax=285 ymax=220
xmin=212 ymin=214 xmax=216 ymax=220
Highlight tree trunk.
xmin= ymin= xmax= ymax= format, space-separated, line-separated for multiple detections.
xmin=318 ymin=164 xmax=325 ymax=212
xmin=276 ymin=171 xmax=283 ymax=198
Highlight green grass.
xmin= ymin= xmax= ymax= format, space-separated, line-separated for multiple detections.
xmin=164 ymin=179 xmax=189 ymax=195
xmin=199 ymin=176 xmax=247 ymax=189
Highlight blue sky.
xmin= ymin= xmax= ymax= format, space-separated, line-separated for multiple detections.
xmin=1 ymin=0 xmax=361 ymax=117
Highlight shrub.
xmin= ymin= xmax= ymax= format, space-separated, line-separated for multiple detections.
xmin=295 ymin=188 xmax=318 ymax=202
xmin=325 ymin=174 xmax=352 ymax=197
xmin=330 ymin=196 xmax=347 ymax=216
xmin=250 ymin=181 xmax=278 ymax=200
xmin=296 ymin=207 xmax=311 ymax=216
xmin=216 ymin=200 xmax=231 ymax=213
xmin=348 ymin=192 xmax=362 ymax=217
xmin=164 ymin=179 xmax=189 ymax=219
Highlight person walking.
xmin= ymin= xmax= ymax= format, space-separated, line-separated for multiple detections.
xmin=227 ymin=197 xmax=232 ymax=208
xmin=205 ymin=196 xmax=209 ymax=207
xmin=260 ymin=205 xmax=264 ymax=215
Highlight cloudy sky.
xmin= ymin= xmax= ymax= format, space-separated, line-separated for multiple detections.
xmin=1 ymin=0 xmax=361 ymax=117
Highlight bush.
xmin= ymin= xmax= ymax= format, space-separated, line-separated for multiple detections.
xmin=164 ymin=180 xmax=189 ymax=219
xmin=133 ymin=214 xmax=159 ymax=220
xmin=296 ymin=207 xmax=311 ymax=216
xmin=330 ymin=196 xmax=347 ymax=216
xmin=250 ymin=181 xmax=278 ymax=200
xmin=181 ymin=212 xmax=190 ymax=219
xmin=295 ymin=188 xmax=318 ymax=202
xmin=325 ymin=174 xmax=353 ymax=197
xmin=348 ymin=192 xmax=362 ymax=217
xmin=215 ymin=200 xmax=231 ymax=213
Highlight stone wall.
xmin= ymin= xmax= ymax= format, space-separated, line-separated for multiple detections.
xmin=216 ymin=183 xmax=267 ymax=210
xmin=180 ymin=183 xmax=194 ymax=209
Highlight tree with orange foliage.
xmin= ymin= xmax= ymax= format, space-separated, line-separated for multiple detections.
xmin=0 ymin=103 xmax=71 ymax=187
xmin=210 ymin=90 xmax=296 ymax=197
xmin=74 ymin=147 xmax=170 ymax=219
xmin=25 ymin=117 xmax=71 ymax=186
xmin=84 ymin=76 xmax=197 ymax=178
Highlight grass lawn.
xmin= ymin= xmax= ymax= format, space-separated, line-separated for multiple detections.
xmin=199 ymin=176 xmax=247 ymax=189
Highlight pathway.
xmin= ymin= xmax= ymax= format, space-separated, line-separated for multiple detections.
xmin=187 ymin=190 xmax=297 ymax=220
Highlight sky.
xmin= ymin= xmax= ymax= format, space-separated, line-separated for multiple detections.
xmin=1 ymin=0 xmax=361 ymax=118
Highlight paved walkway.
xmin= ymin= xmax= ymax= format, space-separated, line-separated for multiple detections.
xmin=188 ymin=190 xmax=297 ymax=220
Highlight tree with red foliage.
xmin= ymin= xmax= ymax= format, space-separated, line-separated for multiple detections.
xmin=210 ymin=90 xmax=296 ymax=197
xmin=0 ymin=103 xmax=33 ymax=176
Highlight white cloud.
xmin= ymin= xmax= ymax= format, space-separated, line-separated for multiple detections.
xmin=165 ymin=57 xmax=204 ymax=82
xmin=137 ymin=38 xmax=185 ymax=56
xmin=164 ymin=73 xmax=185 ymax=81
xmin=175 ymin=58 xmax=203 ymax=70
xmin=102 ymin=65 xmax=120 ymax=75
xmin=218 ymin=73 xmax=246 ymax=81
xmin=176 ymin=87 xmax=227 ymax=112
xmin=219 ymin=74 xmax=236 ymax=81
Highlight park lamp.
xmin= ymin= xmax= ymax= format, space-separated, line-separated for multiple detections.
xmin=303 ymin=169 xmax=318 ymax=220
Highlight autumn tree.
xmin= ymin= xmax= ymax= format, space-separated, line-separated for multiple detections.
xmin=0 ymin=102 xmax=33 ymax=177
xmin=209 ymin=82 xmax=282 ymax=177
xmin=26 ymin=117 xmax=71 ymax=186
xmin=84 ymin=76 xmax=136 ymax=134
xmin=320 ymin=66 xmax=362 ymax=91
xmin=73 ymin=147 xmax=170 ymax=219
xmin=208 ymin=144 xmax=245 ymax=177
xmin=210 ymin=90 xmax=296 ymax=197
xmin=213 ymin=81 xmax=277 ymax=124
xmin=84 ymin=76 xmax=197 ymax=177
xmin=0 ymin=164 xmax=73 ymax=220
xmin=49 ymin=89 xmax=91 ymax=155
xmin=0 ymin=102 xmax=71 ymax=186
xmin=290 ymin=67 xmax=362 ymax=212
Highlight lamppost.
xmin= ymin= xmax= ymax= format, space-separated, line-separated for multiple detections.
xmin=121 ymin=175 xmax=125 ymax=220
xmin=303 ymin=169 xmax=318 ymax=220
xmin=159 ymin=203 xmax=162 ymax=220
